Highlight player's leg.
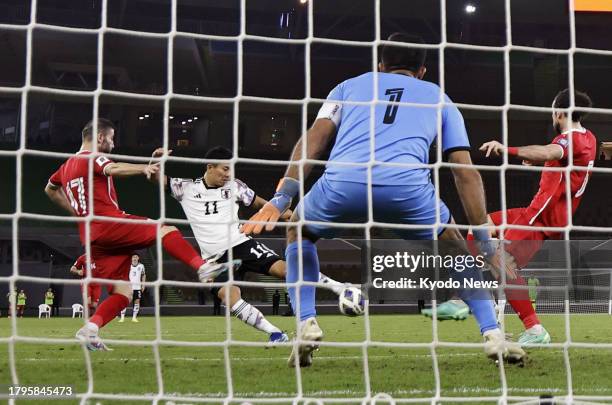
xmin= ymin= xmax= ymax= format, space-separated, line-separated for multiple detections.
xmin=93 ymin=217 xmax=214 ymax=279
xmin=132 ymin=290 xmax=141 ymax=322
xmin=217 ymin=284 xmax=287 ymax=342
xmin=266 ymin=252 xmax=344 ymax=296
xmin=384 ymin=184 xmax=524 ymax=362
xmin=285 ymin=220 xmax=322 ymax=367
xmin=431 ymin=208 xmax=525 ymax=319
xmin=77 ymin=254 xmax=133 ymax=351
xmin=438 ymin=225 xmax=526 ymax=362
xmin=216 ymin=241 xmax=288 ymax=342
xmin=495 ymin=211 xmax=550 ymax=345
xmin=479 ymin=215 xmax=549 ymax=344
xmin=89 ymin=284 xmax=101 ymax=316
xmin=119 ymin=290 xmax=132 ymax=322
xmin=286 ymin=178 xmax=366 ymax=367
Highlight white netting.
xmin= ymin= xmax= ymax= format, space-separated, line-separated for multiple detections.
xmin=1 ymin=0 xmax=612 ymax=404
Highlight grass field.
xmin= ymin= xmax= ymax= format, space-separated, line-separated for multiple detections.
xmin=0 ymin=314 xmax=611 ymax=404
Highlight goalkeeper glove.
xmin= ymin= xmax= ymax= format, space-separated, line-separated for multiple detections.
xmin=243 ymin=177 xmax=299 ymax=235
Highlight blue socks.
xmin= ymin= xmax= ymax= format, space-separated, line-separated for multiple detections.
xmin=285 ymin=240 xmax=319 ymax=321
xmin=452 ymin=266 xmax=498 ymax=334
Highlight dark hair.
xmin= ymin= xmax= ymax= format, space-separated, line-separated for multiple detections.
xmin=205 ymin=146 xmax=233 ymax=161
xmin=553 ymin=89 xmax=593 ymax=122
xmin=82 ymin=118 xmax=115 ymax=140
xmin=380 ymin=33 xmax=426 ymax=73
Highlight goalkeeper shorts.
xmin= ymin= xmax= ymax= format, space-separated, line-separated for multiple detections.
xmin=295 ymin=174 xmax=451 ymax=240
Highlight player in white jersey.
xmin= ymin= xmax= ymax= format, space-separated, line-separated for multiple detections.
xmin=120 ymin=254 xmax=146 ymax=323
xmin=150 ymin=146 xmax=344 ymax=343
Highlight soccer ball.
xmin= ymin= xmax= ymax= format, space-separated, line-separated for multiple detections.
xmin=338 ymin=287 xmax=365 ymax=316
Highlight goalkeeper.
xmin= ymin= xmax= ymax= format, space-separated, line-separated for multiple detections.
xmin=244 ymin=33 xmax=524 ymax=367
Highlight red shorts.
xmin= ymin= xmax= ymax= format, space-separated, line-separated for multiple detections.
xmin=90 ymin=252 xmax=133 ymax=294
xmin=80 ymin=281 xmax=102 ymax=304
xmin=91 ymin=214 xmax=158 ymax=254
xmin=489 ymin=208 xmax=554 ymax=269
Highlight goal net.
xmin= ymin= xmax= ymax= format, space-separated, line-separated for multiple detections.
xmin=1 ymin=0 xmax=612 ymax=404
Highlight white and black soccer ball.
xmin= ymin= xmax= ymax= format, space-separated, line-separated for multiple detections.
xmin=338 ymin=286 xmax=365 ymax=317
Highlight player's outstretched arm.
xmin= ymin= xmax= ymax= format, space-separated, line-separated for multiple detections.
xmin=479 ymin=140 xmax=563 ymax=163
xmin=243 ymin=119 xmax=336 ymax=235
xmin=103 ymin=162 xmax=160 ymax=179
xmin=44 ymin=183 xmax=76 ymax=215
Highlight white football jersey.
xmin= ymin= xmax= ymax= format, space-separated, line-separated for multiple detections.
xmin=129 ymin=263 xmax=145 ymax=291
xmin=169 ymin=177 xmax=255 ymax=259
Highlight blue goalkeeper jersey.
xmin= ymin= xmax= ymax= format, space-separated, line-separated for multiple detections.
xmin=317 ymin=72 xmax=470 ymax=185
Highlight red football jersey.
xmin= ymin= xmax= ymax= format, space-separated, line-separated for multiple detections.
xmin=73 ymin=254 xmax=86 ymax=270
xmin=525 ymin=128 xmax=597 ymax=235
xmin=49 ymin=150 xmax=127 ymax=243
xmin=73 ymin=254 xmax=96 ymax=278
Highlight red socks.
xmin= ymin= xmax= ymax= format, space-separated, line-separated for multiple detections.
xmin=162 ymin=230 xmax=206 ymax=270
xmin=505 ymin=275 xmax=540 ymax=329
xmin=90 ymin=294 xmax=129 ymax=328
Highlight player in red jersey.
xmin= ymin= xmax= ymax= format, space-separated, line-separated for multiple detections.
xmin=478 ymin=89 xmax=596 ymax=345
xmin=70 ymin=254 xmax=102 ymax=315
xmin=45 ymin=118 xmax=225 ymax=350
xmin=431 ymin=89 xmax=596 ymax=345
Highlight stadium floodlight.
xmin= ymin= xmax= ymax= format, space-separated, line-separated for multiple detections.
xmin=465 ymin=4 xmax=476 ymax=13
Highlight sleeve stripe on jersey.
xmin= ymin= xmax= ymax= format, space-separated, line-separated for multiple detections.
xmin=443 ymin=146 xmax=471 ymax=160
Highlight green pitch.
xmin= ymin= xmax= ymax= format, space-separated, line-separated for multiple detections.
xmin=1 ymin=314 xmax=611 ymax=405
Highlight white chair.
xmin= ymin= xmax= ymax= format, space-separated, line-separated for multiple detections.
xmin=72 ymin=303 xmax=84 ymax=318
xmin=38 ymin=304 xmax=51 ymax=318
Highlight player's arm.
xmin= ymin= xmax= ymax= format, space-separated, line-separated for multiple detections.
xmin=479 ymin=140 xmax=563 ymax=163
xmin=44 ymin=182 xmax=76 ymax=216
xmin=70 ymin=265 xmax=83 ymax=277
xmin=243 ymin=119 xmax=336 ymax=234
xmin=447 ymin=150 xmax=488 ymax=227
xmin=104 ymin=162 xmax=160 ymax=179
xmin=284 ymin=119 xmax=337 ymax=182
xmin=440 ymin=95 xmax=489 ymax=228
xmin=141 ymin=267 xmax=146 ymax=291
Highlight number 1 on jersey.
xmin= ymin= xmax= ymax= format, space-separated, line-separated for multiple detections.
xmin=383 ymin=88 xmax=404 ymax=124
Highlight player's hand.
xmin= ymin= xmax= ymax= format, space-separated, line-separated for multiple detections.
xmin=78 ymin=270 xmax=84 ymax=277
xmin=489 ymin=248 xmax=518 ymax=280
xmin=522 ymin=159 xmax=533 ymax=166
xmin=479 ymin=141 xmax=505 ymax=157
xmin=144 ymin=163 xmax=160 ymax=180
xmin=243 ymin=177 xmax=299 ymax=234
xmin=151 ymin=148 xmax=173 ymax=159
xmin=243 ymin=202 xmax=283 ymax=235
xmin=280 ymin=208 xmax=293 ymax=221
